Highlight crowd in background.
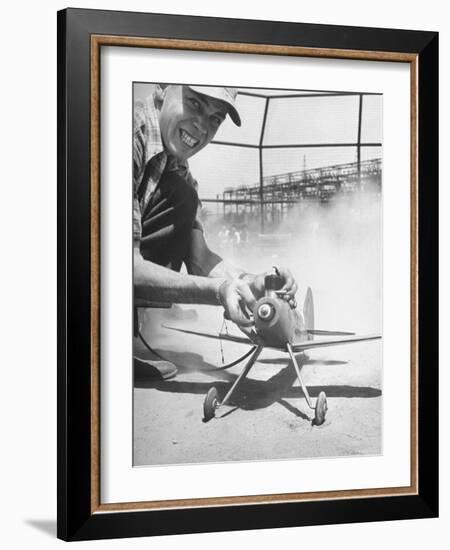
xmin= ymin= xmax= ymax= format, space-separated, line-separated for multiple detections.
xmin=217 ymin=224 xmax=250 ymax=254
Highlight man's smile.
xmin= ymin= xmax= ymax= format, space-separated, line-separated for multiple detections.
xmin=179 ymin=128 xmax=200 ymax=149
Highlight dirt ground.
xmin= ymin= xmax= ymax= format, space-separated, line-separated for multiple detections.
xmin=133 ymin=199 xmax=382 ymax=466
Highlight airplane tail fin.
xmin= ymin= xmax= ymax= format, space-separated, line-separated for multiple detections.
xmin=303 ymin=287 xmax=314 ymax=337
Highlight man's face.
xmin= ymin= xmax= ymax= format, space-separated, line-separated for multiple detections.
xmin=158 ymin=86 xmax=228 ymax=162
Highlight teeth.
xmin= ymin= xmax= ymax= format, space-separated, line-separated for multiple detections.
xmin=180 ymin=129 xmax=199 ymax=148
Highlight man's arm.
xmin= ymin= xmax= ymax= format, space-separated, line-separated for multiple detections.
xmin=185 ymin=226 xmax=245 ymax=279
xmin=134 ymin=246 xmax=257 ymax=327
xmin=134 ymin=246 xmax=223 ymax=306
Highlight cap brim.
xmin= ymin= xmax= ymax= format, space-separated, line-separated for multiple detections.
xmin=227 ymin=106 xmax=241 ymax=127
xmin=188 ymin=85 xmax=241 ymax=127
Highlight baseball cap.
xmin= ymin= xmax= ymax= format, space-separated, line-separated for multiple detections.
xmin=188 ymin=86 xmax=241 ymax=127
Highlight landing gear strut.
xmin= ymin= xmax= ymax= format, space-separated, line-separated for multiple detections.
xmin=286 ymin=343 xmax=328 ymax=426
xmin=202 ymin=346 xmax=263 ymax=421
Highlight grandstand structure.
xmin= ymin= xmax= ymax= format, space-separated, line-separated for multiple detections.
xmin=198 ymin=88 xmax=382 ymax=231
xmin=218 ymin=158 xmax=381 ymax=226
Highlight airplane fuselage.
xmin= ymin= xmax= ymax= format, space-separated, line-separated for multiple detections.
xmin=253 ymin=294 xmax=302 ymax=349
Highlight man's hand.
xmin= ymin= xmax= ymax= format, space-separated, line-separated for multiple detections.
xmin=218 ymin=279 xmax=257 ymax=327
xmin=247 ymin=266 xmax=298 ymax=308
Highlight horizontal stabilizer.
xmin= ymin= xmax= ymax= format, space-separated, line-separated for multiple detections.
xmin=291 ymin=334 xmax=381 ymax=352
xmin=162 ymin=325 xmax=253 ymax=346
xmin=307 ymin=329 xmax=355 ymax=336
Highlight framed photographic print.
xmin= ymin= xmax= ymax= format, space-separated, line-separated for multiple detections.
xmin=57 ymin=8 xmax=438 ymax=541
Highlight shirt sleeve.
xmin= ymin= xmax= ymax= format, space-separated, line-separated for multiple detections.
xmin=133 ymin=101 xmax=147 ymax=243
xmin=133 ymin=101 xmax=147 ymax=193
xmin=133 ymin=197 xmax=142 ymax=243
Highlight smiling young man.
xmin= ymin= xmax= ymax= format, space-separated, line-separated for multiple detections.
xmin=133 ymin=84 xmax=297 ymax=379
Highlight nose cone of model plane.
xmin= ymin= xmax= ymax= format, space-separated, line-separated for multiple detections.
xmin=254 ymin=297 xmax=295 ymax=348
xmin=257 ymin=302 xmax=275 ymax=321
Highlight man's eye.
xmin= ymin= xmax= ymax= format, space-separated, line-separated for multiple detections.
xmin=189 ymin=98 xmax=201 ymax=110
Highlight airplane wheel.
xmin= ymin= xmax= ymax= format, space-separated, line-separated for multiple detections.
xmin=314 ymin=391 xmax=328 ymax=426
xmin=204 ymin=387 xmax=219 ymax=421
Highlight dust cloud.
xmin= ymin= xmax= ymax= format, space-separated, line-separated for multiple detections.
xmin=212 ymin=193 xmax=382 ymax=335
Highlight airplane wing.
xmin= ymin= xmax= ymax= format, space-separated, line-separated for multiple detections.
xmin=307 ymin=329 xmax=355 ymax=336
xmin=291 ymin=334 xmax=381 ymax=352
xmin=162 ymin=325 xmax=253 ymax=346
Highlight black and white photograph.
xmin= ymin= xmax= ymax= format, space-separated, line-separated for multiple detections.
xmin=132 ymin=82 xmax=383 ymax=467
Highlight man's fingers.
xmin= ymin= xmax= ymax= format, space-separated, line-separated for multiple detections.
xmin=281 ymin=282 xmax=297 ymax=297
xmin=222 ymin=272 xmax=299 ymax=327
xmin=279 ymin=268 xmax=294 ymax=289
xmin=229 ymin=307 xmax=254 ymax=327
xmin=238 ymin=282 xmax=257 ymax=312
xmin=277 ymin=267 xmax=298 ymax=298
xmin=287 ymin=282 xmax=298 ymax=297
xmin=226 ymin=291 xmax=254 ymax=327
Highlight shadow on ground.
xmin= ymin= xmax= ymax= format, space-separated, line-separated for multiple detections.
xmin=135 ymin=348 xmax=381 ymax=413
xmin=25 ymin=519 xmax=56 ymax=538
xmin=134 ymin=349 xmax=236 ymax=383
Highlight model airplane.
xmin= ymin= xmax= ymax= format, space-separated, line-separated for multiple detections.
xmin=164 ymin=268 xmax=381 ymax=426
